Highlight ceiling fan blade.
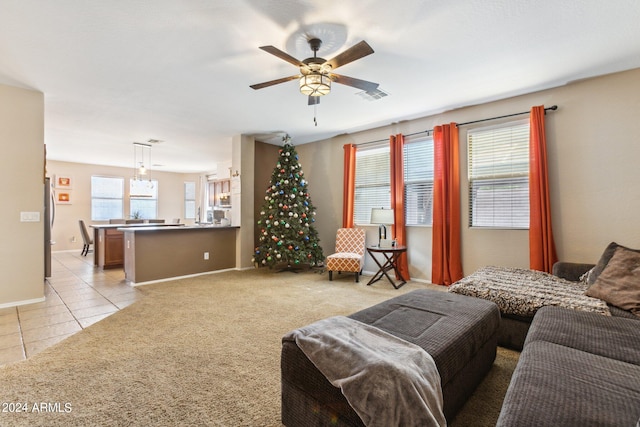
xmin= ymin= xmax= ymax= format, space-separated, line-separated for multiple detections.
xmin=308 ymin=96 xmax=320 ymax=106
xmin=331 ymin=74 xmax=379 ymax=92
xmin=326 ymin=41 xmax=374 ymax=69
xmin=250 ymin=75 xmax=299 ymax=90
xmin=259 ymin=46 xmax=305 ymax=67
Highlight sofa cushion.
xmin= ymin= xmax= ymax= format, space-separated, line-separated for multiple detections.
xmin=586 ymin=241 xmax=640 ymax=285
xmin=497 ymin=341 xmax=640 ymax=427
xmin=585 ymin=245 xmax=640 ymax=317
xmin=525 ymin=306 xmax=640 ymax=365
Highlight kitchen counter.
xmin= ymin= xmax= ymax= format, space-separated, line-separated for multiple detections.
xmin=117 ymin=224 xmax=236 ymax=232
xmin=90 ymin=223 xmax=184 ymax=269
xmin=121 ymin=225 xmax=238 ymax=285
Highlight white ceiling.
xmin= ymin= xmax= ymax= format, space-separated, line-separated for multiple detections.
xmin=1 ymin=0 xmax=639 ymax=174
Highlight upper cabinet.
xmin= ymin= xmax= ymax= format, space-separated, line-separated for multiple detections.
xmin=209 ymin=179 xmax=231 ymax=208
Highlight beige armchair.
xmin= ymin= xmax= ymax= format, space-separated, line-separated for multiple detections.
xmin=326 ymin=228 xmax=366 ymax=282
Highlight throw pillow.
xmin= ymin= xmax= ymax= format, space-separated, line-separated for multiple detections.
xmin=587 ymin=242 xmax=640 ymax=286
xmin=585 ymin=246 xmax=640 ymax=317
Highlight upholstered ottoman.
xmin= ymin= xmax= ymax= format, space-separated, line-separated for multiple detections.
xmin=281 ymin=289 xmax=500 ymax=426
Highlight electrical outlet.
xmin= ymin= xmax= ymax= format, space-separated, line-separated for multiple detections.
xmin=71 ymin=236 xmax=76 ymax=243
xmin=204 ymin=252 xmax=209 ymax=260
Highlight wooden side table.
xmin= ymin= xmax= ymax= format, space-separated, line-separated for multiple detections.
xmin=366 ymin=245 xmax=407 ymax=289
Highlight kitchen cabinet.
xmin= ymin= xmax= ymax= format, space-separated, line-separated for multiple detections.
xmin=98 ymin=228 xmax=124 ymax=268
xmin=210 ymin=179 xmax=231 ymax=207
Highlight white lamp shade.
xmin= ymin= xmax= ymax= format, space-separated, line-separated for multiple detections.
xmin=370 ymin=208 xmax=394 ymax=225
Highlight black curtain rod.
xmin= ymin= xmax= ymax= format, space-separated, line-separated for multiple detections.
xmin=456 ymin=105 xmax=558 ymax=127
xmin=356 ymin=105 xmax=558 ymax=146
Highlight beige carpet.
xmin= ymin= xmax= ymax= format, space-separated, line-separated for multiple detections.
xmin=0 ymin=269 xmax=518 ymax=426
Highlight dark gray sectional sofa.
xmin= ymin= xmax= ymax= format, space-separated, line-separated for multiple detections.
xmin=497 ymin=256 xmax=640 ymax=426
xmin=281 ymin=242 xmax=640 ymax=426
xmin=497 ymin=305 xmax=640 ymax=426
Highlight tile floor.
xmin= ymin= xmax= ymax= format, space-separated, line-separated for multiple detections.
xmin=0 ymin=251 xmax=142 ymax=366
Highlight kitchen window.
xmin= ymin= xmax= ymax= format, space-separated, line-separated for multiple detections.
xmin=184 ymin=181 xmax=196 ymax=219
xmin=129 ymin=179 xmax=158 ymax=219
xmin=91 ymin=176 xmax=124 ymax=221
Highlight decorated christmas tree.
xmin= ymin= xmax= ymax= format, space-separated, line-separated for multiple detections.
xmin=253 ymin=137 xmax=324 ymax=269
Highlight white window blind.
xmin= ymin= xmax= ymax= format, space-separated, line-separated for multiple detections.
xmin=184 ymin=181 xmax=196 ymax=219
xmin=129 ymin=179 xmax=158 ymax=219
xmin=91 ymin=176 xmax=124 ymax=221
xmin=354 ymin=145 xmax=390 ymax=224
xmin=404 ymin=136 xmax=434 ymax=225
xmin=468 ymin=121 xmax=530 ymax=228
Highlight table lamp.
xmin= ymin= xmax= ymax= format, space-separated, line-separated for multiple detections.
xmin=370 ymin=208 xmax=394 ymax=248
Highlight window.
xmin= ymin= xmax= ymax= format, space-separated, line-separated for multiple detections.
xmin=184 ymin=181 xmax=196 ymax=219
xmin=404 ymin=137 xmax=434 ymax=225
xmin=468 ymin=121 xmax=530 ymax=228
xmin=91 ymin=176 xmax=124 ymax=221
xmin=129 ymin=179 xmax=158 ymax=219
xmin=354 ymin=145 xmax=390 ymax=224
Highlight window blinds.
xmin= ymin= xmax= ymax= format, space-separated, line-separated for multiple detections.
xmin=354 ymin=145 xmax=390 ymax=224
xmin=91 ymin=176 xmax=124 ymax=221
xmin=468 ymin=122 xmax=530 ymax=228
xmin=404 ymin=137 xmax=434 ymax=225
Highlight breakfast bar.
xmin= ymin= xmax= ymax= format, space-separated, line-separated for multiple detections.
xmin=121 ymin=225 xmax=238 ymax=285
xmin=90 ymin=223 xmax=184 ymax=269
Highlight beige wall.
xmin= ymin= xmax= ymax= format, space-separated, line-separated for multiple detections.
xmin=295 ymin=68 xmax=640 ymax=281
xmin=47 ymin=160 xmax=202 ymax=252
xmin=0 ymin=84 xmax=45 ymax=306
xmin=233 ymin=134 xmax=256 ymax=269
xmin=3 ymin=67 xmax=639 ymax=306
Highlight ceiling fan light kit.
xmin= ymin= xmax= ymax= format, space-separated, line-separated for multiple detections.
xmin=299 ymin=72 xmax=331 ymax=96
xmin=251 ymin=36 xmax=378 ymax=105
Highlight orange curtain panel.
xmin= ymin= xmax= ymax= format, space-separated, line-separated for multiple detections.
xmin=432 ymin=123 xmax=463 ymax=286
xmin=390 ymin=134 xmax=410 ymax=280
xmin=529 ymin=106 xmax=558 ymax=272
xmin=342 ymin=143 xmax=357 ymax=228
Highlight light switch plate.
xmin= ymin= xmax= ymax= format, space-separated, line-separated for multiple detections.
xmin=20 ymin=212 xmax=40 ymax=222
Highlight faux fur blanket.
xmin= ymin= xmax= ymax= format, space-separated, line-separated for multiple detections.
xmin=284 ymin=316 xmax=446 ymax=427
xmin=449 ymin=266 xmax=610 ymax=317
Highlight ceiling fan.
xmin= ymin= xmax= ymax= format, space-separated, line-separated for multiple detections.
xmin=250 ymin=38 xmax=379 ymax=105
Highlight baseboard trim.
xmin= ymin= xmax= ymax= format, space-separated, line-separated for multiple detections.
xmin=361 ymin=269 xmax=433 ymax=285
xmin=128 ymin=268 xmax=237 ymax=287
xmin=0 ymin=296 xmax=46 ymax=309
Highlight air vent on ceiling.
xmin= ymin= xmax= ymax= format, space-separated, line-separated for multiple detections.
xmin=356 ymin=88 xmax=389 ymax=101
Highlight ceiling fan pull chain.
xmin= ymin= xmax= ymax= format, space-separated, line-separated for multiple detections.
xmin=314 ymin=104 xmax=318 ymax=126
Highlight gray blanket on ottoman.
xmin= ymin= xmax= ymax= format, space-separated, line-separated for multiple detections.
xmin=284 ymin=316 xmax=446 ymax=427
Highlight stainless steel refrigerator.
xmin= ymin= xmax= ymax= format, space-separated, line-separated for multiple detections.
xmin=44 ymin=177 xmax=55 ymax=278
